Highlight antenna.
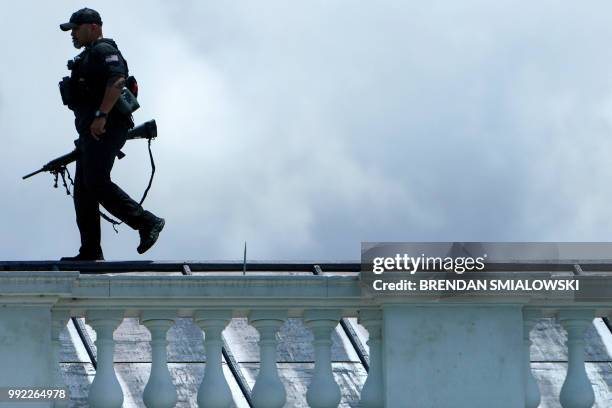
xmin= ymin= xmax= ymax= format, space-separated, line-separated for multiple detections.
xmin=243 ymin=241 xmax=247 ymax=275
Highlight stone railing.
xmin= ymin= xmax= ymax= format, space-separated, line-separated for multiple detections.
xmin=0 ymin=263 xmax=610 ymax=408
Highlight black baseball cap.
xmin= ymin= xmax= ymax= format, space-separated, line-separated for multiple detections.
xmin=60 ymin=8 xmax=102 ymax=31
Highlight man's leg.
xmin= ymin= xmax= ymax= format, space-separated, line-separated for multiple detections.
xmin=70 ymin=157 xmax=104 ymax=259
xmin=81 ymin=127 xmax=149 ymax=227
xmin=81 ymin=126 xmax=163 ymax=253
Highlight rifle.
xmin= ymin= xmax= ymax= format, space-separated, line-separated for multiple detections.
xmin=22 ymin=120 xmax=157 ymax=180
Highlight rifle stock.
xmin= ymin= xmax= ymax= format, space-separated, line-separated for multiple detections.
xmin=22 ymin=120 xmax=157 ymax=180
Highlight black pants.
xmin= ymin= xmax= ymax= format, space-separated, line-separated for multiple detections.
xmin=73 ymin=126 xmax=153 ymax=256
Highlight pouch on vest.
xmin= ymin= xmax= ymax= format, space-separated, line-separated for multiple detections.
xmin=114 ymin=75 xmax=140 ymax=115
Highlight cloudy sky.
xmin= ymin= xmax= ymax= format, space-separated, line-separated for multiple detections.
xmin=2 ymin=1 xmax=612 ymax=261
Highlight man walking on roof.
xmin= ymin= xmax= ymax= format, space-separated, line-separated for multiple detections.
xmin=58 ymin=8 xmax=164 ymax=261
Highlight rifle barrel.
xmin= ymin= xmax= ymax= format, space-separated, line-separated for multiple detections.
xmin=22 ymin=169 xmax=44 ymax=180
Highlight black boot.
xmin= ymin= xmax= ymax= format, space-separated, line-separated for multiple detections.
xmin=60 ymin=251 xmax=104 ymax=261
xmin=137 ymin=217 xmax=165 ymax=254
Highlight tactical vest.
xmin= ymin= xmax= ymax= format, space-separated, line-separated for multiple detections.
xmin=67 ymin=39 xmax=129 ymax=109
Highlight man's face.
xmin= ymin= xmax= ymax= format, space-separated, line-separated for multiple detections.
xmin=70 ymin=24 xmax=95 ymax=49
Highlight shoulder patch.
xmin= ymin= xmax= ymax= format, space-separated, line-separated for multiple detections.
xmin=105 ymin=55 xmax=120 ymax=63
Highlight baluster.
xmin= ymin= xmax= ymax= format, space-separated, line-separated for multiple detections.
xmin=194 ymin=310 xmax=233 ymax=408
xmin=51 ymin=310 xmax=70 ymax=408
xmin=248 ymin=310 xmax=287 ymax=408
xmin=140 ymin=311 xmax=177 ymax=408
xmin=523 ymin=309 xmax=541 ymax=408
xmin=86 ymin=310 xmax=124 ymax=408
xmin=559 ymin=310 xmax=595 ymax=408
xmin=358 ymin=310 xmax=383 ymax=408
xmin=304 ymin=310 xmax=342 ymax=408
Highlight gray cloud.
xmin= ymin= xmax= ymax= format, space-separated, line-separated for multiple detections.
xmin=2 ymin=1 xmax=612 ymax=261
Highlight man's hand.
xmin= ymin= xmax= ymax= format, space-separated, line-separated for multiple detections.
xmin=90 ymin=117 xmax=107 ymax=140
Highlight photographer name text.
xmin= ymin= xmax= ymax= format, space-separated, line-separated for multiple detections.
xmin=372 ymin=278 xmax=579 ymax=292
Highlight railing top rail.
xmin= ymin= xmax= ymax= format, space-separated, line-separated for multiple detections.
xmin=0 ymin=260 xmax=361 ymax=273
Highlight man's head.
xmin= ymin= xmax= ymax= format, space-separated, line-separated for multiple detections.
xmin=60 ymin=8 xmax=103 ymax=49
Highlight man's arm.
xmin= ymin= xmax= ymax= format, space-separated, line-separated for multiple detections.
xmin=90 ymin=76 xmax=125 ymax=140
xmin=100 ymin=76 xmax=125 ymax=113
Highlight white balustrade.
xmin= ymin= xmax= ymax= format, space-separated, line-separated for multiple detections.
xmin=86 ymin=310 xmax=124 ymax=408
xmin=141 ymin=311 xmax=178 ymax=408
xmin=304 ymin=309 xmax=342 ymax=408
xmin=522 ymin=309 xmax=541 ymax=408
xmin=2 ymin=269 xmax=610 ymax=407
xmin=248 ymin=310 xmax=288 ymax=408
xmin=358 ymin=310 xmax=383 ymax=408
xmin=51 ymin=310 xmax=70 ymax=408
xmin=194 ymin=310 xmax=233 ymax=408
xmin=559 ymin=310 xmax=595 ymax=408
